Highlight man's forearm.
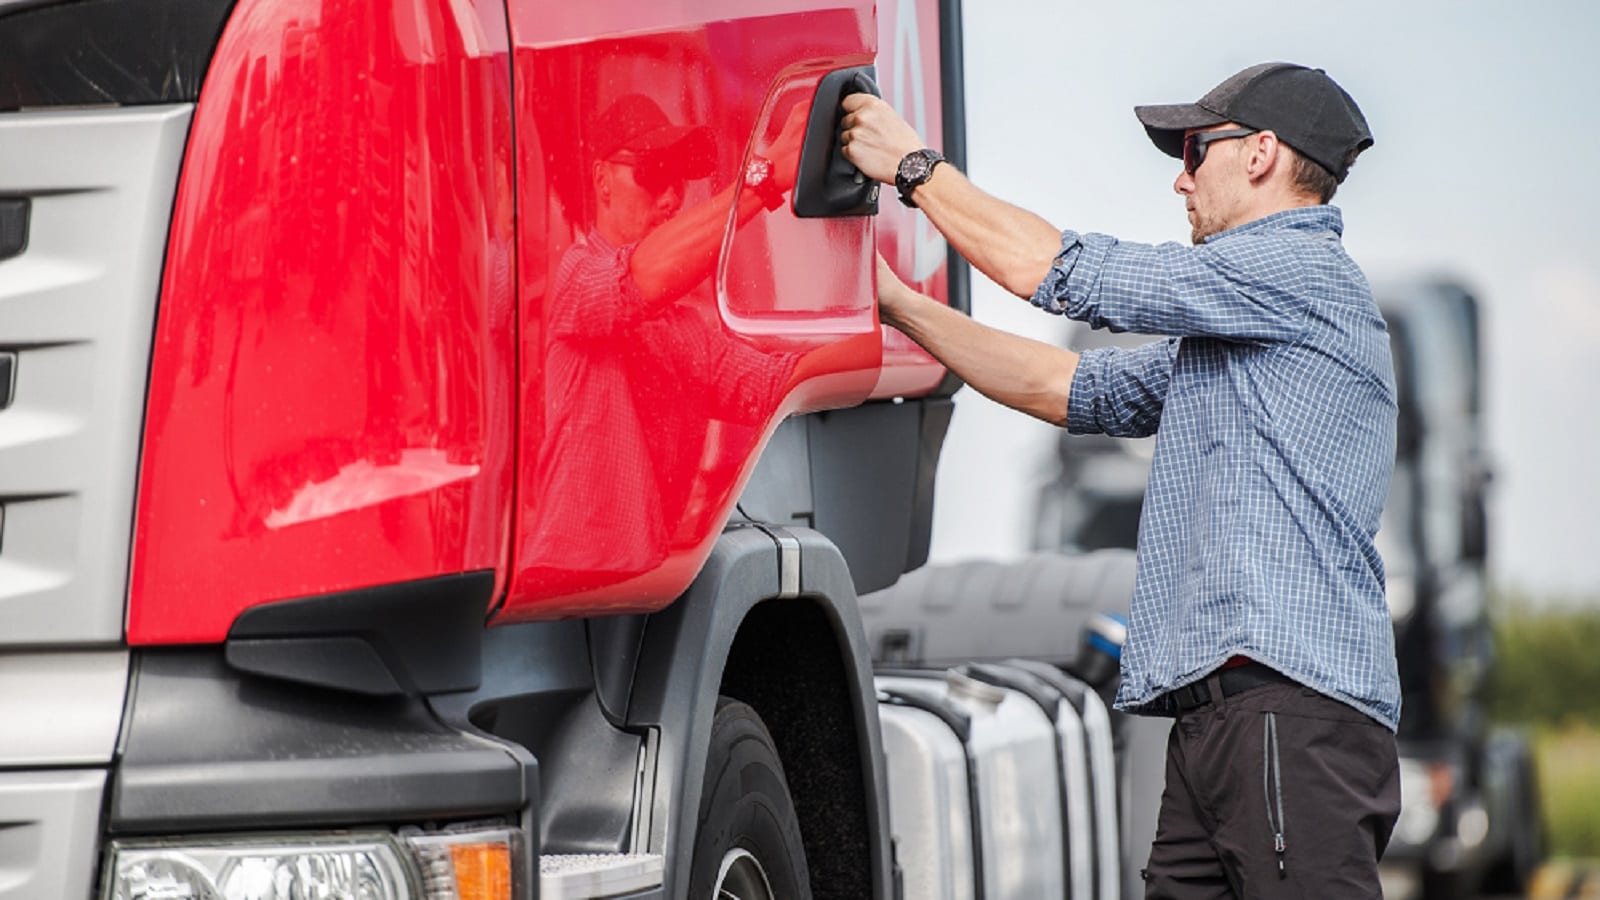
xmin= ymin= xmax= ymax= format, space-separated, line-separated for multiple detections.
xmin=887 ymin=289 xmax=1079 ymax=426
xmin=909 ymin=164 xmax=1065 ymax=300
xmin=633 ymin=181 xmax=768 ymax=304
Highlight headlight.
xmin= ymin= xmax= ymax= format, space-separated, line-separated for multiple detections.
xmin=1385 ymin=574 xmax=1415 ymax=621
xmin=1456 ymin=802 xmax=1489 ymax=850
xmin=110 ymin=836 xmax=409 ymax=900
xmin=107 ymin=829 xmax=518 ymax=900
xmin=1395 ymin=758 xmax=1440 ymax=845
xmin=1395 ymin=756 xmax=1462 ymax=848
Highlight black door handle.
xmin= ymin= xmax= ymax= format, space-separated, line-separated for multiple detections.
xmin=792 ymin=65 xmax=881 ymax=218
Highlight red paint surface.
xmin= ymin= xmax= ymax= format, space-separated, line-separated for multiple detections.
xmin=131 ymin=0 xmax=957 ymax=638
xmin=497 ymin=3 xmax=886 ymax=619
xmin=129 ymin=0 xmax=517 ymax=643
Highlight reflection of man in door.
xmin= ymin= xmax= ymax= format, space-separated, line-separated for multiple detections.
xmin=526 ymin=94 xmax=806 ymax=593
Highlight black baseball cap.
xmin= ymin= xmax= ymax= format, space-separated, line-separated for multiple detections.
xmin=590 ymin=94 xmax=715 ymax=180
xmin=1135 ymin=63 xmax=1373 ymax=182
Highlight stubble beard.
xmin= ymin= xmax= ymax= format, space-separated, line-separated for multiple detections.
xmin=1190 ymin=207 xmax=1230 ymax=245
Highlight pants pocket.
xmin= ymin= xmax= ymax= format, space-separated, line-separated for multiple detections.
xmin=1256 ymin=706 xmax=1395 ymax=898
xmin=1262 ymin=711 xmax=1288 ymax=880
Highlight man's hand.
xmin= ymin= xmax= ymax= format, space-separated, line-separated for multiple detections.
xmin=870 ymin=254 xmax=1079 ymax=427
xmin=840 ymin=94 xmax=925 ymax=185
xmin=767 ymin=101 xmax=810 ymax=191
xmin=875 ymin=253 xmax=915 ymax=331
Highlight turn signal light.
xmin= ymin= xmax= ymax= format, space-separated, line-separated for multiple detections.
xmin=458 ymin=844 xmax=512 ymax=898
xmin=405 ymin=831 xmax=517 ymax=900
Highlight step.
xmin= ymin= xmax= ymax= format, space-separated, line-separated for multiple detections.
xmin=540 ymin=852 xmax=664 ymax=900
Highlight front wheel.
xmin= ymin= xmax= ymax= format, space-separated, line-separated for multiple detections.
xmin=1482 ymin=748 xmax=1544 ymax=894
xmin=687 ymin=698 xmax=811 ymax=900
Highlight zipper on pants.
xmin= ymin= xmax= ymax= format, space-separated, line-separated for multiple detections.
xmin=1263 ymin=712 xmax=1287 ymax=877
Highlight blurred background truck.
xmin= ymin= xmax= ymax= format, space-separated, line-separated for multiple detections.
xmin=1031 ymin=278 xmax=1543 ymax=899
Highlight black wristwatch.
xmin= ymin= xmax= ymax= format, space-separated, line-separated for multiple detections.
xmin=744 ymin=156 xmax=786 ymax=211
xmin=895 ymin=148 xmax=945 ymax=208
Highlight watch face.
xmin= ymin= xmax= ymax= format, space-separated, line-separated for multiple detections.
xmin=899 ymin=150 xmax=943 ymax=185
xmin=897 ymin=149 xmax=943 ymax=207
xmin=906 ymin=155 xmax=933 ymax=180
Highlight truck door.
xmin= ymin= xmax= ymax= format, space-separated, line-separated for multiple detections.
xmin=497 ymin=2 xmax=888 ymax=619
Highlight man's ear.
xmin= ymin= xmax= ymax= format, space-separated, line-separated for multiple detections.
xmin=1244 ymin=130 xmax=1282 ymax=185
xmin=592 ymin=160 xmax=610 ymax=201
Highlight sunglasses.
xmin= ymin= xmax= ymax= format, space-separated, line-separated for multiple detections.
xmin=610 ymin=152 xmax=685 ymax=197
xmin=1183 ymin=128 xmax=1258 ymax=176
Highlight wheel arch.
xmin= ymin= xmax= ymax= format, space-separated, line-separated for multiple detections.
xmin=626 ymin=525 xmax=893 ymax=899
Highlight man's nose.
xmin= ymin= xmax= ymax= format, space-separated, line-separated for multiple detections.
xmin=1174 ymin=170 xmax=1196 ymax=196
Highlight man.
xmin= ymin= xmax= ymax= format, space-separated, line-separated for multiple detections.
xmin=842 ymin=63 xmax=1402 ymax=897
xmin=529 ymin=94 xmax=804 ymax=589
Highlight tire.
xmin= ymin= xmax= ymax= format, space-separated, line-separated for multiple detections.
xmin=1420 ymin=864 xmax=1462 ymax=900
xmin=1482 ymin=751 xmax=1544 ymax=894
xmin=687 ymin=698 xmax=811 ymax=900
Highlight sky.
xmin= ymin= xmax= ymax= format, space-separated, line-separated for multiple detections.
xmin=928 ymin=1 xmax=1600 ymax=598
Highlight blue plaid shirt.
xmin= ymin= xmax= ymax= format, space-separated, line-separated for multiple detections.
xmin=1033 ymin=206 xmax=1401 ymax=731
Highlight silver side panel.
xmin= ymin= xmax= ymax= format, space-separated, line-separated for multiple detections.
xmin=0 ymin=650 xmax=128 ymax=766
xmin=0 ymin=105 xmax=193 ymax=645
xmin=1079 ymin=689 xmax=1121 ymax=900
xmin=1052 ymin=698 xmax=1093 ymax=900
xmin=0 ymin=769 xmax=107 ymax=900
xmin=967 ymin=688 xmax=1067 ymax=900
xmin=877 ymin=702 xmax=976 ymax=900
xmin=878 ymin=673 xmax=1067 ymax=900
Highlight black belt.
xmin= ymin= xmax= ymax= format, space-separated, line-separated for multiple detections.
xmin=1142 ymin=662 xmax=1296 ymax=716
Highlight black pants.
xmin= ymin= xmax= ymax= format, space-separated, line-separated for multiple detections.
xmin=1142 ymin=672 xmax=1401 ymax=899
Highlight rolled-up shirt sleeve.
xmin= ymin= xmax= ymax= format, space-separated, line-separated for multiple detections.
xmin=1032 ymin=229 xmax=1310 ymax=343
xmin=550 ymin=240 xmax=649 ymax=340
xmin=1066 ymin=338 xmax=1178 ymax=437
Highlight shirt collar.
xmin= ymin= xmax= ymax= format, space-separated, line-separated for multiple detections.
xmin=1202 ymin=204 xmax=1343 ymax=244
xmin=585 ymin=228 xmax=626 ymax=255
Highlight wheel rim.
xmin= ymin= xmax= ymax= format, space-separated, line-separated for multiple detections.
xmin=713 ymin=848 xmax=775 ymax=900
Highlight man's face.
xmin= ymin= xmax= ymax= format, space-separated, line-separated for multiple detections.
xmin=599 ymin=152 xmax=685 ymax=242
xmin=1173 ymin=124 xmax=1251 ymax=244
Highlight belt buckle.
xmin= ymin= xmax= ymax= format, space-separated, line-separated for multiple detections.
xmin=1147 ymin=692 xmax=1179 ymax=717
xmin=1146 ymin=679 xmax=1213 ymax=717
xmin=1171 ymin=680 xmax=1209 ymax=713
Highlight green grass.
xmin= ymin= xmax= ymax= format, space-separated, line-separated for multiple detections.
xmin=1488 ymin=593 xmax=1600 ymax=858
xmin=1534 ymin=724 xmax=1600 ymax=858
xmin=1487 ymin=593 xmax=1600 ymax=725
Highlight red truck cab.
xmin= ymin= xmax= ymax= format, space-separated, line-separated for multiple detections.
xmin=131 ymin=0 xmax=962 ymax=637
xmin=0 ymin=0 xmax=967 ymax=896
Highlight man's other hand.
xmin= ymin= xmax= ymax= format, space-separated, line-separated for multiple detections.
xmin=840 ymin=95 xmax=924 ymax=186
xmin=767 ymin=101 xmax=810 ymax=191
xmin=875 ymin=253 xmax=915 ymax=331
